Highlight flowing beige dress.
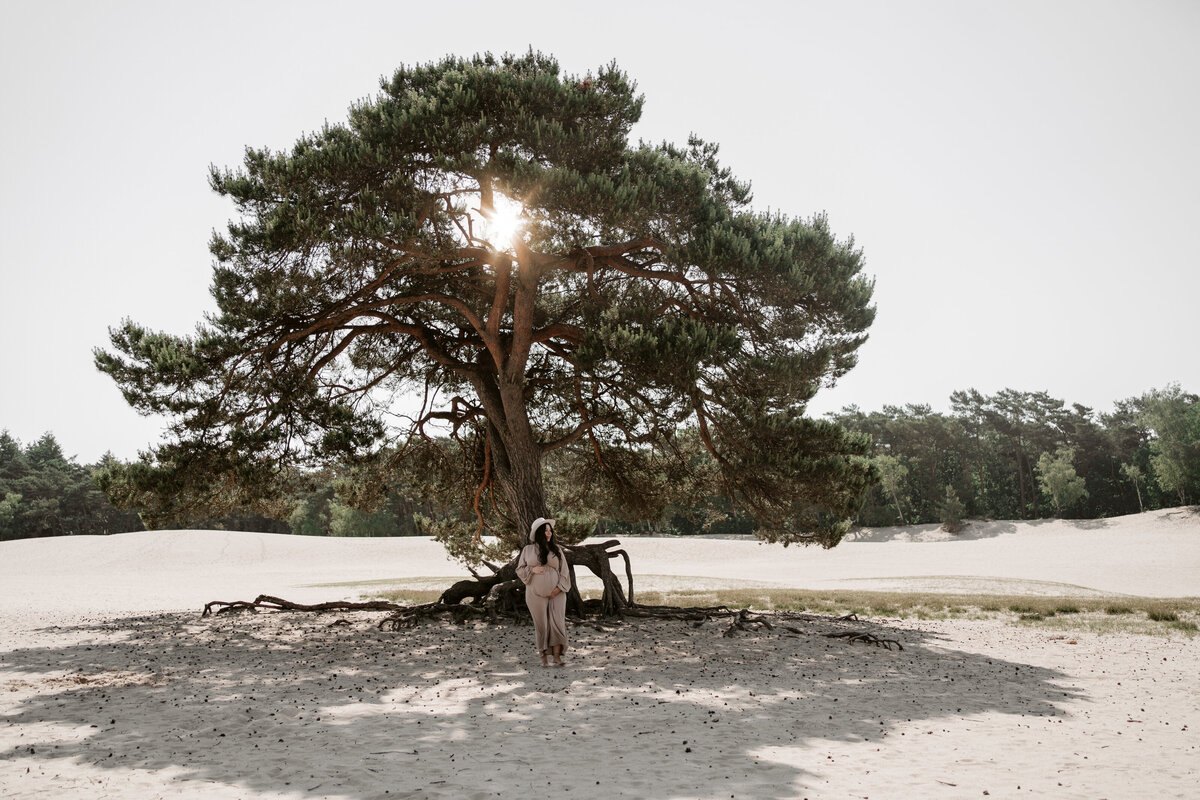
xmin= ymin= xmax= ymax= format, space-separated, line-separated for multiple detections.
xmin=516 ymin=544 xmax=572 ymax=655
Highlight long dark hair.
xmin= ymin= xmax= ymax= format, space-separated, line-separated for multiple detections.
xmin=533 ymin=522 xmax=562 ymax=565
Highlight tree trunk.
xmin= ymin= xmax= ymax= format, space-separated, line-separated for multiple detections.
xmin=1012 ymin=440 xmax=1028 ymax=518
xmin=1026 ymin=455 xmax=1041 ymax=518
xmin=432 ymin=539 xmax=633 ymax=617
xmin=889 ymin=487 xmax=907 ymax=525
xmin=488 ymin=420 xmax=547 ymax=529
xmin=470 ymin=333 xmax=549 ymax=533
xmin=976 ymin=456 xmax=986 ymax=512
xmin=464 ymin=364 xmax=637 ymax=614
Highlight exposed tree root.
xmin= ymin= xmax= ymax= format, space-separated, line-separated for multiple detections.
xmin=378 ymin=601 xmax=515 ymax=631
xmin=824 ymin=630 xmax=905 ymax=650
xmin=200 ymin=538 xmax=903 ymax=652
xmin=429 ymin=539 xmax=635 ymax=617
xmin=722 ymin=608 xmax=774 ymax=637
xmin=622 ymin=603 xmax=734 ymax=623
xmin=202 ymin=596 xmax=402 ymax=617
xmin=200 ymin=594 xmax=904 ymax=651
xmin=563 ymin=540 xmax=634 ymax=615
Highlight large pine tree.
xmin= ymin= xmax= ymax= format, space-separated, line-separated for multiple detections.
xmin=97 ymin=52 xmax=876 ymax=553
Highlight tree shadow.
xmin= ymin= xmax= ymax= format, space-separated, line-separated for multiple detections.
xmin=847 ymin=519 xmax=1020 ymax=542
xmin=1062 ymin=518 xmax=1112 ymax=530
xmin=847 ymin=515 xmax=1125 ymax=542
xmin=1 ymin=611 xmax=1082 ymax=799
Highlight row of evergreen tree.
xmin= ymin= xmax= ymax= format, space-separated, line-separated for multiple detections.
xmin=831 ymin=385 xmax=1200 ymax=528
xmin=0 ymin=433 xmax=142 ymax=540
xmin=0 ymin=432 xmax=298 ymax=541
xmin=3 ymin=384 xmax=1196 ymax=541
xmin=0 ymin=431 xmax=441 ymax=541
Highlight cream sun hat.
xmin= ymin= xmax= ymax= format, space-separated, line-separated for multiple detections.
xmin=528 ymin=516 xmax=556 ymax=543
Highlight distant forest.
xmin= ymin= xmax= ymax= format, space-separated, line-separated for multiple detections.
xmin=3 ymin=384 xmax=1196 ymax=541
xmin=831 ymin=385 xmax=1198 ymax=528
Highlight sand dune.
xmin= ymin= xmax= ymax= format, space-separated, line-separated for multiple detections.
xmin=597 ymin=508 xmax=1200 ymax=598
xmin=2 ymin=508 xmax=1196 ymax=621
xmin=1 ymin=508 xmax=1197 ymax=799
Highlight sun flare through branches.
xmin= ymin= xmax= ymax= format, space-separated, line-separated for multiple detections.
xmin=477 ymin=193 xmax=525 ymax=251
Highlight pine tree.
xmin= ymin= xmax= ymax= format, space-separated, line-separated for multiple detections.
xmin=937 ymin=485 xmax=966 ymax=533
xmin=96 ymin=52 xmax=876 ymax=555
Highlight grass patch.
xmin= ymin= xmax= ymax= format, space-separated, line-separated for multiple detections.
xmin=648 ymin=591 xmax=1200 ymax=637
xmin=364 ymin=589 xmax=446 ymax=605
xmin=1147 ymin=609 xmax=1179 ymax=622
xmin=354 ymin=582 xmax=1199 ymax=637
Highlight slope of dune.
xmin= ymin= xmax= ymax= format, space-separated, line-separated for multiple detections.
xmin=1 ymin=508 xmax=1196 ymax=622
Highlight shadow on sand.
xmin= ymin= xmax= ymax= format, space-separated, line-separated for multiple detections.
xmin=1 ymin=610 xmax=1081 ymax=800
xmin=846 ymin=515 xmax=1120 ymax=543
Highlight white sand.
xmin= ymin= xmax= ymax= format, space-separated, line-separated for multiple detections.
xmin=1 ymin=508 xmax=1197 ymax=798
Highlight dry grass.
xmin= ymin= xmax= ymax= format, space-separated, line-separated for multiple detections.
xmin=364 ymin=588 xmax=445 ymax=605
xmin=361 ymin=583 xmax=1199 ymax=637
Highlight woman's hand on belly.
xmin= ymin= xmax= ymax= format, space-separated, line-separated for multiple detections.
xmin=530 ymin=569 xmax=559 ymax=596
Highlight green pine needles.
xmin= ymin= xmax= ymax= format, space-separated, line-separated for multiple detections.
xmin=96 ymin=51 xmax=876 ymax=553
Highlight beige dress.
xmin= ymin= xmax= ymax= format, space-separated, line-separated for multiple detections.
xmin=516 ymin=544 xmax=572 ymax=655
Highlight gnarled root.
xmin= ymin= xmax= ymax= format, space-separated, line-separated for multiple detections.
xmin=722 ymin=608 xmax=775 ymax=637
xmin=378 ymin=602 xmax=508 ymax=631
xmin=202 ymin=595 xmax=402 ymax=617
xmin=430 ymin=539 xmax=634 ymax=617
xmin=199 ymin=594 xmax=905 ymax=653
xmin=563 ymin=540 xmax=634 ymax=615
xmin=203 ymin=539 xmax=640 ymax=624
xmin=824 ymin=630 xmax=904 ymax=650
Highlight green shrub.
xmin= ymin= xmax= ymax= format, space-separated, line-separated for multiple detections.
xmin=938 ymin=485 xmax=966 ymax=533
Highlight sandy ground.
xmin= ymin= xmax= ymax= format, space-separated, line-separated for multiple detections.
xmin=1 ymin=508 xmax=1197 ymax=799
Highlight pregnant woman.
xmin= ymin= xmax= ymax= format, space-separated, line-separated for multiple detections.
xmin=516 ymin=516 xmax=572 ymax=667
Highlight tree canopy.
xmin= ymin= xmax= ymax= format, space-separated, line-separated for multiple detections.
xmin=96 ymin=52 xmax=876 ymax=555
xmin=832 ymin=384 xmax=1200 ymax=527
xmin=0 ymin=431 xmax=142 ymax=540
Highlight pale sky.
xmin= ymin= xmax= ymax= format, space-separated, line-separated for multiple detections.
xmin=2 ymin=0 xmax=1197 ymax=463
